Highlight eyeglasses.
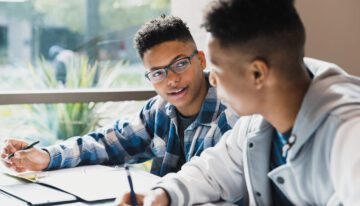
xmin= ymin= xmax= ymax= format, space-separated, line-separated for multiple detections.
xmin=145 ymin=50 xmax=198 ymax=83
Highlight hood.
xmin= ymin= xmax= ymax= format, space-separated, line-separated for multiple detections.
xmin=289 ymin=57 xmax=360 ymax=159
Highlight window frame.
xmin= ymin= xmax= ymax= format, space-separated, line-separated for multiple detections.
xmin=0 ymin=89 xmax=156 ymax=105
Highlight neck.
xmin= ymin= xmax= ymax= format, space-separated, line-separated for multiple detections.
xmin=177 ymin=76 xmax=208 ymax=117
xmin=262 ymin=68 xmax=311 ymax=133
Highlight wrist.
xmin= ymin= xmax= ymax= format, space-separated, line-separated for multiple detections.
xmin=40 ymin=149 xmax=51 ymax=170
xmin=152 ymin=187 xmax=171 ymax=205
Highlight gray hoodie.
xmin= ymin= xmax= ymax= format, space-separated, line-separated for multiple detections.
xmin=156 ymin=58 xmax=360 ymax=205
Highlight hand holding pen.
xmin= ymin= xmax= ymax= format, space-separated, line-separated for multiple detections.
xmin=124 ymin=164 xmax=139 ymax=206
xmin=1 ymin=139 xmax=50 ymax=172
xmin=114 ymin=187 xmax=170 ymax=206
xmin=7 ymin=140 xmax=40 ymax=159
xmin=114 ymin=164 xmax=170 ymax=206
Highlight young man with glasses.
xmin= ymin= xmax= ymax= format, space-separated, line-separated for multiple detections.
xmin=1 ymin=16 xmax=238 ymax=177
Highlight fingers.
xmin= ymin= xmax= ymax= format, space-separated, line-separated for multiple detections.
xmin=14 ymin=166 xmax=27 ymax=173
xmin=136 ymin=194 xmax=144 ymax=205
xmin=116 ymin=193 xmax=132 ymax=206
xmin=1 ymin=139 xmax=38 ymax=172
xmin=1 ymin=157 xmax=12 ymax=168
xmin=0 ymin=153 xmax=23 ymax=171
xmin=6 ymin=151 xmax=29 ymax=172
xmin=10 ymin=152 xmax=26 ymax=168
xmin=1 ymin=139 xmax=28 ymax=158
xmin=4 ymin=139 xmax=28 ymax=149
xmin=2 ymin=143 xmax=17 ymax=157
xmin=1 ymin=147 xmax=9 ymax=159
xmin=115 ymin=192 xmax=144 ymax=206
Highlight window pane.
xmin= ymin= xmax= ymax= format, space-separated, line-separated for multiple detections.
xmin=0 ymin=0 xmax=170 ymax=91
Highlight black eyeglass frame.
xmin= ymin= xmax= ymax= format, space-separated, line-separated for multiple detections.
xmin=145 ymin=50 xmax=198 ymax=83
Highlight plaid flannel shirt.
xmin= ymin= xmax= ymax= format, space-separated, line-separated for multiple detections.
xmin=44 ymin=76 xmax=238 ymax=176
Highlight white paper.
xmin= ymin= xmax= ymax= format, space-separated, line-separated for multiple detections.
xmin=37 ymin=165 xmax=160 ymax=202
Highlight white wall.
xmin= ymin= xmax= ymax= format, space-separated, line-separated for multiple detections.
xmin=171 ymin=0 xmax=208 ymax=51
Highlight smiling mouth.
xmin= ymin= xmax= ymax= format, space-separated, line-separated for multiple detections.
xmin=168 ymin=87 xmax=187 ymax=96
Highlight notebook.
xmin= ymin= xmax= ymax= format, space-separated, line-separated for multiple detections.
xmin=2 ymin=165 xmax=160 ymax=202
xmin=0 ymin=182 xmax=77 ymax=205
xmin=0 ymin=190 xmax=27 ymax=206
xmin=36 ymin=166 xmax=160 ymax=202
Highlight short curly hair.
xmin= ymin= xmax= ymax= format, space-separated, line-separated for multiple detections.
xmin=203 ymin=0 xmax=305 ymax=59
xmin=134 ymin=15 xmax=195 ymax=59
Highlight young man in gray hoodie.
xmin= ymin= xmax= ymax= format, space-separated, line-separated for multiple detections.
xmin=118 ymin=0 xmax=360 ymax=205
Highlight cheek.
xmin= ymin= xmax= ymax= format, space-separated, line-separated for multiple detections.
xmin=214 ymin=76 xmax=233 ymax=100
xmin=151 ymin=82 xmax=166 ymax=96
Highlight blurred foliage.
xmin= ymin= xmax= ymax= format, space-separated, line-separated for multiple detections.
xmin=24 ymin=56 xmax=127 ymax=143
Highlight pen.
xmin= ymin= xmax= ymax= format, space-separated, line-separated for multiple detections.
xmin=7 ymin=140 xmax=40 ymax=159
xmin=124 ymin=164 xmax=138 ymax=206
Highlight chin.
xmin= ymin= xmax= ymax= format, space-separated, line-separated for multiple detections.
xmin=173 ymin=101 xmax=189 ymax=110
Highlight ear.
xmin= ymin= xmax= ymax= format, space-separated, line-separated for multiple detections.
xmin=209 ymin=71 xmax=217 ymax=87
xmin=196 ymin=51 xmax=207 ymax=70
xmin=250 ymin=59 xmax=269 ymax=90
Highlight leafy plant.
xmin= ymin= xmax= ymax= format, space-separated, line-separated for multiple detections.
xmin=25 ymin=55 xmax=127 ymax=144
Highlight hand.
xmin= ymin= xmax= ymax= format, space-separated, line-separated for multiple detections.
xmin=143 ymin=189 xmax=170 ymax=206
xmin=114 ymin=192 xmax=144 ymax=206
xmin=1 ymin=139 xmax=50 ymax=172
xmin=115 ymin=188 xmax=169 ymax=206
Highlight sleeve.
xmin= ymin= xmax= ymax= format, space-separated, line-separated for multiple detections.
xmin=330 ymin=116 xmax=360 ymax=205
xmin=155 ymin=118 xmax=248 ymax=206
xmin=43 ymin=98 xmax=158 ymax=170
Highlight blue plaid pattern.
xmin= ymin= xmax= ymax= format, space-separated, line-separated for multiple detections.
xmin=44 ymin=75 xmax=239 ymax=176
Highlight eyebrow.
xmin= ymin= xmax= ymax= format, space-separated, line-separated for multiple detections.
xmin=149 ymin=54 xmax=187 ymax=71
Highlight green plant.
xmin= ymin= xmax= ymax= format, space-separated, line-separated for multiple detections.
xmin=25 ymin=55 xmax=127 ymax=144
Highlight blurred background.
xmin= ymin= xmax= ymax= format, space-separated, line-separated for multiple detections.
xmin=0 ymin=0 xmax=169 ymax=147
xmin=0 ymin=0 xmax=358 ymax=148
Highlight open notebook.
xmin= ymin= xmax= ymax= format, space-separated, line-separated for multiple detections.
xmin=1 ymin=165 xmax=160 ymax=202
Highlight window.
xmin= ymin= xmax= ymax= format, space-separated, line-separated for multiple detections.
xmin=0 ymin=0 xmax=169 ymax=144
xmin=0 ymin=0 xmax=170 ymax=91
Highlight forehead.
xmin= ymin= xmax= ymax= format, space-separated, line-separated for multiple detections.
xmin=207 ymin=36 xmax=234 ymax=66
xmin=143 ymin=40 xmax=195 ymax=69
xmin=207 ymin=35 xmax=249 ymax=67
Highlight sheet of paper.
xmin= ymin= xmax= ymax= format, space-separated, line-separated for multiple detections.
xmin=0 ymin=183 xmax=77 ymax=205
xmin=0 ymin=190 xmax=27 ymax=206
xmin=0 ymin=163 xmax=115 ymax=182
xmin=37 ymin=166 xmax=160 ymax=202
xmin=0 ymin=172 xmax=27 ymax=186
xmin=1 ymin=167 xmax=78 ymax=205
xmin=0 ymin=160 xmax=52 ymax=182
xmin=1 ymin=164 xmax=160 ymax=202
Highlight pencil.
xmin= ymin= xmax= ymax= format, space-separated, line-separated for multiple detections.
xmin=124 ymin=164 xmax=138 ymax=206
xmin=7 ymin=140 xmax=40 ymax=159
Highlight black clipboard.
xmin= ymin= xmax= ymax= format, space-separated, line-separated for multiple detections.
xmin=0 ymin=183 xmax=77 ymax=206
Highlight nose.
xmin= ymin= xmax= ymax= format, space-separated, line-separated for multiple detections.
xmin=209 ymin=71 xmax=217 ymax=87
xmin=166 ymin=69 xmax=180 ymax=86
